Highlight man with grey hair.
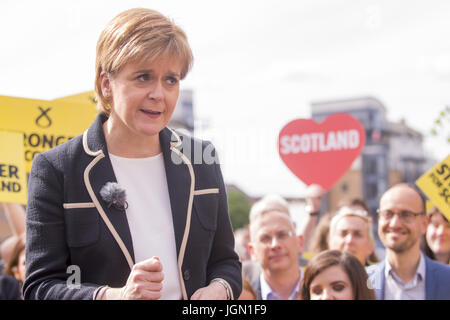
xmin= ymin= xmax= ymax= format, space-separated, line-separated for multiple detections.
xmin=248 ymin=209 xmax=303 ymax=300
xmin=328 ymin=206 xmax=375 ymax=266
xmin=249 ymin=194 xmax=290 ymax=223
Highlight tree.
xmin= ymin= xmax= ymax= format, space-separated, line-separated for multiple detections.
xmin=227 ymin=189 xmax=251 ymax=231
xmin=430 ymin=105 xmax=450 ymax=144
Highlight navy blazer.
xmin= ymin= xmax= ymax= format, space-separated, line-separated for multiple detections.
xmin=23 ymin=113 xmax=241 ymax=300
xmin=367 ymin=256 xmax=450 ymax=300
xmin=0 ymin=275 xmax=22 ymax=300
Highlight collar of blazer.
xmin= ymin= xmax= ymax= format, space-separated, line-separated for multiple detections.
xmin=82 ymin=113 xmax=194 ymax=299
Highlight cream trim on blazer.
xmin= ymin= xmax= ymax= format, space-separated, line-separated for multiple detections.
xmin=193 ymin=188 xmax=219 ymax=196
xmin=81 ymin=127 xmax=232 ymax=300
xmin=167 ymin=127 xmax=192 ymax=300
xmin=63 ymin=202 xmax=96 ymax=209
xmin=82 ymin=131 xmax=135 ymax=270
xmin=167 ymin=128 xmax=232 ymax=300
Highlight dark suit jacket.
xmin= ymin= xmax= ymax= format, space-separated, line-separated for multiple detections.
xmin=23 ymin=113 xmax=241 ymax=300
xmin=0 ymin=275 xmax=22 ymax=300
xmin=366 ymin=256 xmax=450 ymax=300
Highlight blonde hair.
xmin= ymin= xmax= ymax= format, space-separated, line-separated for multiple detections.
xmin=94 ymin=8 xmax=193 ymax=115
xmin=249 ymin=210 xmax=296 ymax=242
xmin=249 ymin=194 xmax=290 ymax=223
xmin=329 ymin=206 xmax=375 ymax=245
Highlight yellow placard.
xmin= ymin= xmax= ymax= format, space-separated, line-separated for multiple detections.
xmin=416 ymin=154 xmax=450 ymax=221
xmin=53 ymin=90 xmax=97 ymax=106
xmin=0 ymin=131 xmax=28 ymax=204
xmin=0 ymin=93 xmax=97 ymax=172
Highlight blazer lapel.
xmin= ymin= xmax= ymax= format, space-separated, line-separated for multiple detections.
xmin=379 ymin=262 xmax=386 ymax=300
xmin=160 ymin=127 xmax=191 ymax=255
xmin=425 ymin=257 xmax=437 ymax=300
xmin=369 ymin=262 xmax=386 ymax=300
xmin=83 ymin=114 xmax=135 ymax=267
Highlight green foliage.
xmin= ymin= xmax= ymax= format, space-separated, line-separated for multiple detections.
xmin=431 ymin=105 xmax=449 ymax=144
xmin=227 ymin=189 xmax=251 ymax=231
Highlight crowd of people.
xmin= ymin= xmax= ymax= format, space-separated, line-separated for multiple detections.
xmin=0 ymin=7 xmax=449 ymax=301
xmin=2 ymin=181 xmax=448 ymax=300
xmin=0 ymin=203 xmax=26 ymax=299
xmin=234 ymin=183 xmax=450 ymax=300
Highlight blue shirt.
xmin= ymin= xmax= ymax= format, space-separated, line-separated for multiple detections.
xmin=260 ymin=268 xmax=303 ymax=300
xmin=384 ymin=253 xmax=426 ymax=300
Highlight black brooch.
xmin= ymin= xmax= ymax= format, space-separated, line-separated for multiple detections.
xmin=100 ymin=182 xmax=128 ymax=210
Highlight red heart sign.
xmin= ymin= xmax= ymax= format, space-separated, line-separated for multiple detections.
xmin=278 ymin=113 xmax=366 ymax=190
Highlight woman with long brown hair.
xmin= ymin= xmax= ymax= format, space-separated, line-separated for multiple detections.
xmin=300 ymin=250 xmax=376 ymax=300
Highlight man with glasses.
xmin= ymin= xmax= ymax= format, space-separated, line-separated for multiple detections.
xmin=248 ymin=210 xmax=303 ymax=300
xmin=367 ymin=183 xmax=450 ymax=299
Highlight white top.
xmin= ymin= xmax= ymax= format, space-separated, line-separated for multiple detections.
xmin=109 ymin=152 xmax=182 ymax=300
xmin=384 ymin=253 xmax=426 ymax=300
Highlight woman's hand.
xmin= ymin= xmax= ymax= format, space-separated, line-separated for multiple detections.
xmin=190 ymin=281 xmax=228 ymax=300
xmin=102 ymin=256 xmax=164 ymax=300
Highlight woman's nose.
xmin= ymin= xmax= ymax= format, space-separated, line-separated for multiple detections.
xmin=319 ymin=289 xmax=333 ymax=300
xmin=436 ymin=224 xmax=445 ymax=236
xmin=344 ymin=234 xmax=354 ymax=244
xmin=148 ymin=80 xmax=164 ymax=101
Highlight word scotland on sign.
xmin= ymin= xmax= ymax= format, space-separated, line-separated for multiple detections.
xmin=278 ymin=113 xmax=366 ymax=190
xmin=280 ymin=129 xmax=360 ymax=154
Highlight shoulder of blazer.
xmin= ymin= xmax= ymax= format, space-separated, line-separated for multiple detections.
xmin=31 ymin=113 xmax=105 ymax=174
xmin=33 ymin=133 xmax=85 ymax=171
xmin=424 ymin=255 xmax=450 ymax=299
xmin=366 ymin=260 xmax=385 ymax=276
xmin=426 ymin=256 xmax=450 ymax=280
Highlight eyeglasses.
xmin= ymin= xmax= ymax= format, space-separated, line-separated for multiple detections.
xmin=258 ymin=230 xmax=294 ymax=245
xmin=377 ymin=209 xmax=424 ymax=223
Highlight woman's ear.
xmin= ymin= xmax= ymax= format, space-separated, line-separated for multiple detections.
xmin=12 ymin=266 xmax=19 ymax=280
xmin=99 ymin=71 xmax=112 ymax=97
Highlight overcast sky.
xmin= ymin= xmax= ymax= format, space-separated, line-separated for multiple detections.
xmin=1 ymin=0 xmax=449 ymax=198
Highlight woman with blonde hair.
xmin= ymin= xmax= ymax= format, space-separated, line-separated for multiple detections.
xmin=24 ymin=8 xmax=241 ymax=300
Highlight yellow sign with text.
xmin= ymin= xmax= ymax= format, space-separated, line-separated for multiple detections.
xmin=0 ymin=92 xmax=97 ymax=172
xmin=0 ymin=131 xmax=28 ymax=204
xmin=416 ymin=154 xmax=450 ymax=221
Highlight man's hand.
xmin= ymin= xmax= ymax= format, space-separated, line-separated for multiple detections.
xmin=190 ymin=281 xmax=228 ymax=300
xmin=305 ymin=184 xmax=326 ymax=215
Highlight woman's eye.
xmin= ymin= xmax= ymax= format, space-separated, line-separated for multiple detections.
xmin=166 ymin=77 xmax=178 ymax=85
xmin=137 ymin=74 xmax=150 ymax=82
xmin=311 ymin=287 xmax=322 ymax=295
xmin=332 ymin=284 xmax=345 ymax=292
